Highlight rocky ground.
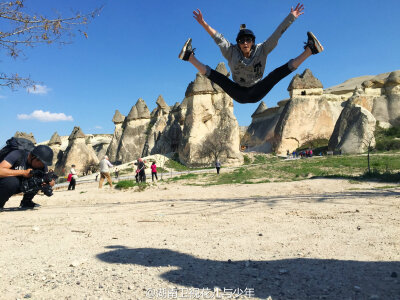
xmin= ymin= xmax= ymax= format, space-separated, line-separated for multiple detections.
xmin=0 ymin=178 xmax=399 ymax=300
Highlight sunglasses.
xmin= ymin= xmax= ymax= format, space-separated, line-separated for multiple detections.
xmin=238 ymin=37 xmax=253 ymax=44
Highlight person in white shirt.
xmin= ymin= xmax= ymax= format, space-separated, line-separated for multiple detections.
xmin=99 ymin=155 xmax=113 ymax=188
xmin=68 ymin=164 xmax=78 ymax=190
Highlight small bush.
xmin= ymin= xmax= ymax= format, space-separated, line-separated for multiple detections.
xmin=115 ymin=180 xmax=135 ymax=189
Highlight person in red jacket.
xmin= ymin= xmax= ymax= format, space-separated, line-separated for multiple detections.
xmin=151 ymin=162 xmax=158 ymax=182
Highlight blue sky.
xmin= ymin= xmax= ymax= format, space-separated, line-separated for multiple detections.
xmin=0 ymin=0 xmax=399 ymax=145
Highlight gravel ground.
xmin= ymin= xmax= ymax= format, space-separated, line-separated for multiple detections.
xmin=0 ymin=178 xmax=399 ymax=300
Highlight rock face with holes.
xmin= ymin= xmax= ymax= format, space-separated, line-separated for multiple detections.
xmin=178 ymin=65 xmax=242 ymax=166
xmin=55 ymin=127 xmax=99 ymax=175
xmin=329 ymin=71 xmax=400 ymax=153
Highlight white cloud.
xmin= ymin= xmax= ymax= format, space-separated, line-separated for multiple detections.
xmin=94 ymin=126 xmax=102 ymax=129
xmin=17 ymin=110 xmax=73 ymax=122
xmin=27 ymin=84 xmax=51 ymax=95
xmin=0 ymin=95 xmax=6 ymax=99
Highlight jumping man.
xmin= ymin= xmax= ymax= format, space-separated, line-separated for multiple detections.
xmin=178 ymin=3 xmax=323 ymax=104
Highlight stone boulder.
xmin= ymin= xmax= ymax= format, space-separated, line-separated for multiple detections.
xmin=55 ymin=127 xmax=99 ymax=176
xmin=328 ymin=103 xmax=376 ymax=154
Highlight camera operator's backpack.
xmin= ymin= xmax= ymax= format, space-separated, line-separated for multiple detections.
xmin=0 ymin=137 xmax=35 ymax=163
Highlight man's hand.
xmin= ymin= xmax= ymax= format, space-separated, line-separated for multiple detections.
xmin=290 ymin=3 xmax=304 ymax=18
xmin=192 ymin=8 xmax=217 ymax=37
xmin=22 ymin=169 xmax=33 ymax=178
xmin=193 ymin=9 xmax=205 ymax=26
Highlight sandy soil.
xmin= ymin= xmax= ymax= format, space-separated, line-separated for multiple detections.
xmin=0 ymin=178 xmax=399 ymax=300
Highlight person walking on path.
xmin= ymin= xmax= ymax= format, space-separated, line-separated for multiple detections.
xmin=68 ymin=164 xmax=78 ymax=190
xmin=114 ymin=167 xmax=119 ymax=179
xmin=151 ymin=162 xmax=158 ymax=182
xmin=215 ymin=160 xmax=221 ymax=174
xmin=178 ymin=3 xmax=323 ymax=104
xmin=99 ymin=155 xmax=113 ymax=188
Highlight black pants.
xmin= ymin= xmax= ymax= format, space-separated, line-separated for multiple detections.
xmin=136 ymin=171 xmax=146 ymax=183
xmin=68 ymin=178 xmax=76 ymax=190
xmin=152 ymin=172 xmax=158 ymax=181
xmin=0 ymin=177 xmax=36 ymax=208
xmin=207 ymin=62 xmax=293 ymax=103
xmin=216 ymin=167 xmax=220 ymax=174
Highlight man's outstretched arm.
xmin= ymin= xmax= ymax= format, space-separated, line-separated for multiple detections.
xmin=262 ymin=3 xmax=305 ymax=55
xmin=193 ymin=9 xmax=217 ymax=37
xmin=193 ymin=8 xmax=233 ymax=60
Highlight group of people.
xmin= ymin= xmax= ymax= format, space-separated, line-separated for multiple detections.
xmin=134 ymin=158 xmax=158 ymax=183
xmin=287 ymin=149 xmax=314 ymax=159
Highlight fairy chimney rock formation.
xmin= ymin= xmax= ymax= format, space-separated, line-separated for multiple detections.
xmin=185 ymin=73 xmax=214 ymax=97
xmin=55 ymin=127 xmax=99 ymax=175
xmin=212 ymin=63 xmax=231 ymax=92
xmin=179 ymin=66 xmax=243 ymax=166
xmin=112 ymin=110 xmax=125 ymax=124
xmin=127 ymin=105 xmax=139 ymax=121
xmin=288 ymin=69 xmax=323 ymax=98
xmin=251 ymin=101 xmax=268 ymax=118
xmin=156 ymin=95 xmax=170 ymax=114
xmin=48 ymin=132 xmax=62 ymax=146
xmin=48 ymin=132 xmax=63 ymax=167
xmin=14 ymin=132 xmax=36 ymax=144
xmin=68 ymin=126 xmax=86 ymax=141
xmin=106 ymin=110 xmax=126 ymax=162
xmin=115 ymin=98 xmax=151 ymax=162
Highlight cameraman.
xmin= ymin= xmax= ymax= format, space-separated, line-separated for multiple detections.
xmin=0 ymin=145 xmax=54 ymax=210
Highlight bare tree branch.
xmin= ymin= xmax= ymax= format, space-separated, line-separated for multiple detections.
xmin=0 ymin=0 xmax=101 ymax=89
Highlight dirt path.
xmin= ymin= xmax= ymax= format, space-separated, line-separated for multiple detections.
xmin=1 ymin=179 xmax=399 ymax=299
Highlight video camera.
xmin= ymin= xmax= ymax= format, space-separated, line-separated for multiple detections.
xmin=20 ymin=169 xmax=58 ymax=197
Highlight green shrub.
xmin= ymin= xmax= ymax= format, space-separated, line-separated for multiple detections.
xmin=375 ymin=138 xmax=400 ymax=151
xmin=115 ymin=180 xmax=135 ymax=189
xmin=243 ymin=155 xmax=251 ymax=165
